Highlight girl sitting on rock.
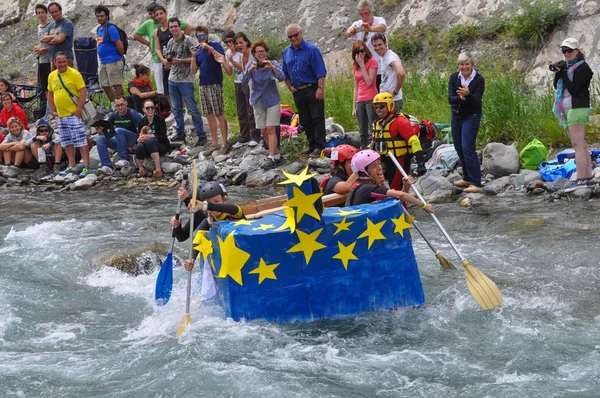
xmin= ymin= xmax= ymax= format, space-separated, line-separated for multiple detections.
xmin=0 ymin=117 xmax=37 ymax=168
xmin=136 ymin=99 xmax=169 ymax=178
xmin=345 ymin=149 xmax=434 ymax=213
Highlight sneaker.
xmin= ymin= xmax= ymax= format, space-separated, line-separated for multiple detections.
xmin=308 ymin=148 xmax=322 ymax=158
xmin=115 ymin=159 xmax=130 ymax=168
xmin=97 ymin=165 xmax=113 ymax=175
xmin=165 ymin=113 xmax=175 ymax=123
xmin=261 ymin=157 xmax=278 ymax=170
xmin=58 ymin=166 xmax=73 ymax=177
xmin=463 ymin=185 xmax=483 ymax=193
xmin=195 ymin=136 xmax=208 ymax=147
xmin=232 ymin=141 xmax=247 ymax=149
xmin=250 ymin=147 xmax=269 ymax=155
xmin=248 ymin=140 xmax=258 ymax=147
xmin=564 ymin=178 xmax=595 ymax=193
xmin=454 ymin=179 xmax=471 ymax=188
xmin=79 ymin=166 xmax=93 ymax=178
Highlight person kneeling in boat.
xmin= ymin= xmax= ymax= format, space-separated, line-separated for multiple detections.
xmin=169 ymin=185 xmax=207 ymax=242
xmin=183 ymin=181 xmax=245 ymax=271
xmin=371 ymin=92 xmax=426 ymax=190
xmin=320 ymin=144 xmax=359 ymax=195
xmin=346 ymin=149 xmax=434 ymax=213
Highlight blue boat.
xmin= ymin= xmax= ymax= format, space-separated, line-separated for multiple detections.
xmin=197 ymin=172 xmax=424 ymax=323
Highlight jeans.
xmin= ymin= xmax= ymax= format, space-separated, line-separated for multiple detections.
xmin=168 ymin=80 xmax=206 ymax=138
xmin=96 ymin=127 xmax=137 ymax=167
xmin=355 ymin=99 xmax=376 ymax=148
xmin=135 ymin=138 xmax=167 ymax=159
xmin=293 ymin=86 xmax=325 ymax=150
xmin=451 ymin=112 xmax=482 ymax=187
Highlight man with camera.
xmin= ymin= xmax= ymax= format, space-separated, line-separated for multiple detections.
xmin=163 ymin=17 xmax=207 ymax=147
xmin=346 ymin=0 xmax=387 ymax=89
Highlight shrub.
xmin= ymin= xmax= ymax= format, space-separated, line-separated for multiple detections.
xmin=388 ymin=32 xmax=423 ymax=59
xmin=509 ymin=1 xmax=567 ymax=44
xmin=443 ymin=24 xmax=479 ymax=47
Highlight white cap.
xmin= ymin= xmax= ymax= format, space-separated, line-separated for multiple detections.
xmin=561 ymin=38 xmax=579 ymax=49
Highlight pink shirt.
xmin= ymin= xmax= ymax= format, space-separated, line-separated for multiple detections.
xmin=353 ymin=57 xmax=378 ymax=102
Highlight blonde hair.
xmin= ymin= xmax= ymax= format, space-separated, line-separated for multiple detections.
xmin=7 ymin=116 xmax=23 ymax=130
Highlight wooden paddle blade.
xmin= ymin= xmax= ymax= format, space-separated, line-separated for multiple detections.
xmin=176 ymin=313 xmax=193 ymax=338
xmin=435 ymin=252 xmax=456 ymax=270
xmin=462 ymin=259 xmax=503 ymax=310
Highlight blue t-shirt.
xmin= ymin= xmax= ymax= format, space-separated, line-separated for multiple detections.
xmin=282 ymin=39 xmax=327 ymax=88
xmin=97 ymin=24 xmax=123 ymax=64
xmin=48 ymin=17 xmax=74 ymax=60
xmin=194 ymin=41 xmax=225 ymax=86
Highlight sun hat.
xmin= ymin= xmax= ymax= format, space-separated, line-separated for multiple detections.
xmin=561 ymin=38 xmax=579 ymax=49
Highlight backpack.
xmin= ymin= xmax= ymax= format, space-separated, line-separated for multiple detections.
xmin=104 ymin=22 xmax=129 ymax=55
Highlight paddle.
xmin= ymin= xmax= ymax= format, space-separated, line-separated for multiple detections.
xmin=401 ymin=204 xmax=456 ymax=270
xmin=388 ymin=153 xmax=502 ymax=310
xmin=176 ymin=161 xmax=198 ymax=338
xmin=155 ymin=175 xmax=188 ymax=306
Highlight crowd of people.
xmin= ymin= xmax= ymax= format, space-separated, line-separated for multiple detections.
xmin=0 ymin=1 xmax=592 ymax=194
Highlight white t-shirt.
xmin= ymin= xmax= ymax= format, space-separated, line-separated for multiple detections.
xmin=379 ymin=49 xmax=403 ymax=101
xmin=349 ymin=16 xmax=386 ymax=73
xmin=230 ymin=51 xmax=255 ymax=84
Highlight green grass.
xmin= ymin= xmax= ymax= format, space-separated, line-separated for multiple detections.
xmin=442 ymin=24 xmax=479 ymax=47
xmin=509 ymin=0 xmax=567 ymax=44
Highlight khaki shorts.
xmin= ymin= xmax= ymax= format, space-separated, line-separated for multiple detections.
xmin=253 ymin=99 xmax=280 ymax=129
xmin=99 ymin=60 xmax=124 ymax=88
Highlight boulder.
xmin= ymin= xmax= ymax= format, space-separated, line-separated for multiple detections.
xmin=88 ymin=146 xmax=101 ymax=169
xmin=482 ymin=143 xmax=520 ymax=177
xmin=344 ymin=131 xmax=361 ymax=148
xmin=549 ymin=177 xmax=572 ymax=191
xmin=213 ymin=154 xmax=228 ymax=163
xmin=64 ymin=173 xmax=79 ymax=183
xmin=238 ymin=154 xmax=266 ymax=173
xmin=421 ymin=172 xmax=454 ymax=203
xmin=307 ymin=157 xmax=330 ymax=169
xmin=245 ymin=169 xmax=280 ymax=187
xmin=188 ymin=160 xmax=218 ymax=181
xmin=231 ymin=171 xmax=247 ymax=185
xmin=161 ymin=162 xmax=183 ymax=174
xmin=119 ymin=165 xmax=136 ymax=177
xmin=70 ymin=174 xmax=97 ymax=190
xmin=524 ymin=171 xmax=543 ymax=184
xmin=1 ymin=165 xmax=19 ymax=178
xmin=282 ymin=161 xmax=305 ymax=175
xmin=509 ymin=174 xmax=525 ymax=188
xmin=483 ymin=185 xmax=502 ymax=196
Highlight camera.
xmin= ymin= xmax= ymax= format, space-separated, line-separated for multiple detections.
xmin=355 ymin=24 xmax=364 ymax=32
xmin=549 ymin=60 xmax=567 ymax=72
xmin=193 ymin=44 xmax=201 ymax=50
xmin=256 ymin=61 xmax=266 ymax=68
xmin=167 ymin=57 xmax=173 ymax=63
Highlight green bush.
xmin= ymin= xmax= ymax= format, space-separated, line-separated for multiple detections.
xmin=245 ymin=27 xmax=288 ymax=61
xmin=388 ymin=32 xmax=423 ymax=58
xmin=443 ymin=24 xmax=479 ymax=47
xmin=509 ymin=1 xmax=567 ymax=44
xmin=478 ymin=17 xmax=510 ymax=40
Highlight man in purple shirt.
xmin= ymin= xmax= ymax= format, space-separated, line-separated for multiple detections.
xmin=282 ymin=24 xmax=327 ymax=158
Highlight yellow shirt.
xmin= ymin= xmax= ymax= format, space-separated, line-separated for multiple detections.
xmin=48 ymin=67 xmax=85 ymax=117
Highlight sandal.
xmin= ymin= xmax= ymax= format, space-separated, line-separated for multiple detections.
xmin=139 ymin=166 xmax=148 ymax=177
xmin=202 ymin=144 xmax=220 ymax=157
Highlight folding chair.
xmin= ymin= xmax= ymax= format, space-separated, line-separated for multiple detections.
xmin=13 ymin=84 xmax=46 ymax=122
xmin=74 ymin=37 xmax=108 ymax=113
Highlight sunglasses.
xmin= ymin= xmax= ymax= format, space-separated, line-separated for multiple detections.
xmin=287 ymin=32 xmax=300 ymax=39
xmin=224 ymin=39 xmax=233 ymax=44
xmin=144 ymin=106 xmax=155 ymax=110
xmin=355 ymin=48 xmax=366 ymax=54
xmin=374 ymin=104 xmax=387 ymax=110
xmin=561 ymin=48 xmax=575 ymax=54
xmin=196 ymin=34 xmax=207 ymax=39
xmin=38 ymin=128 xmax=50 ymax=132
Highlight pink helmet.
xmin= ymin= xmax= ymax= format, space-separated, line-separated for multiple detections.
xmin=350 ymin=149 xmax=380 ymax=179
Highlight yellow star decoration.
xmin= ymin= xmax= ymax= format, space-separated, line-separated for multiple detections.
xmin=357 ymin=218 xmax=387 ymax=249
xmin=253 ymin=224 xmax=275 ymax=231
xmin=274 ymin=207 xmax=296 ymax=233
xmin=193 ymin=231 xmax=213 ymax=263
xmin=337 ymin=208 xmax=362 ymax=216
xmin=391 ymin=213 xmax=413 ymax=238
xmin=248 ymin=258 xmax=280 ymax=284
xmin=332 ymin=241 xmax=358 ymax=270
xmin=283 ymin=187 xmax=323 ymax=222
xmin=233 ymin=219 xmax=254 ymax=226
xmin=333 ymin=217 xmax=354 ymax=236
xmin=287 ymin=228 xmax=326 ymax=264
xmin=278 ymin=166 xmax=317 ymax=187
xmin=216 ymin=232 xmax=251 ymax=286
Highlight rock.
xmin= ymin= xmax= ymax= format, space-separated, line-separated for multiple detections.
xmin=570 ymin=187 xmax=593 ymax=200
xmin=101 ymin=244 xmax=172 ymax=276
xmin=189 ymin=160 xmax=218 ymax=181
xmin=213 ymin=154 xmax=228 ymax=163
xmin=88 ymin=146 xmax=101 ymax=169
xmin=53 ymin=175 xmax=65 ymax=183
xmin=1 ymin=166 xmax=19 ymax=178
xmin=483 ymin=185 xmax=501 ymax=196
xmin=64 ymin=173 xmax=79 ymax=183
xmin=446 ymin=172 xmax=462 ymax=185
xmin=188 ymin=146 xmax=203 ymax=158
xmin=119 ymin=165 xmax=136 ymax=177
xmin=161 ymin=162 xmax=183 ymax=174
xmin=282 ymin=161 xmax=305 ymax=175
xmin=527 ymin=180 xmax=548 ymax=191
xmin=307 ymin=157 xmax=330 ymax=169
xmin=225 ymin=168 xmax=241 ymax=178
xmin=231 ymin=171 xmax=247 ymax=185
xmin=482 ymin=143 xmax=520 ymax=177
xmin=549 ymin=177 xmax=571 ymax=191
xmin=460 ymin=197 xmax=472 ymax=206
xmin=70 ymin=174 xmax=97 ymax=190
xmin=509 ymin=174 xmax=525 ymax=188
xmin=530 ymin=188 xmax=546 ymax=195
xmin=422 ymin=172 xmax=454 ymax=203
xmin=344 ymin=132 xmax=361 ymax=148
xmin=417 ymin=173 xmax=441 ymax=195
xmin=238 ymin=154 xmax=265 ymax=173
xmin=0 ymin=176 xmax=7 ymax=185
xmin=524 ymin=171 xmax=543 ymax=184
xmin=245 ymin=169 xmax=280 ymax=187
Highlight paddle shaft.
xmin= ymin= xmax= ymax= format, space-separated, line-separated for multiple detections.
xmin=169 ymin=177 xmax=188 ymax=251
xmin=388 ymin=153 xmax=465 ymax=261
xmin=401 ymin=204 xmax=440 ymax=256
xmin=184 ymin=211 xmax=195 ymax=314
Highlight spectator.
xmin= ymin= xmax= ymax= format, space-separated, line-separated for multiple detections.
xmin=0 ymin=94 xmax=30 ymax=131
xmin=351 ymin=40 xmax=377 ymax=149
xmin=282 ymin=24 xmax=327 ymax=158
xmin=243 ymin=40 xmax=286 ymax=170
xmin=346 ymin=0 xmax=387 ymax=89
xmin=128 ymin=63 xmax=161 ymax=113
xmin=34 ymin=4 xmax=51 ymax=106
xmin=136 ymin=99 xmax=170 ymax=178
xmin=95 ymin=6 xmax=125 ymax=103
xmin=0 ymin=117 xmax=37 ymax=169
xmin=191 ymin=25 xmax=231 ymax=155
xmin=47 ymin=52 xmax=91 ymax=178
xmin=134 ymin=4 xmax=191 ymax=97
xmin=228 ymin=32 xmax=260 ymax=149
xmin=41 ymin=2 xmax=75 ymax=69
xmin=96 ymin=95 xmax=143 ymax=175
xmin=163 ymin=18 xmax=207 ymax=145
xmin=27 ymin=118 xmax=62 ymax=169
xmin=371 ymin=33 xmax=405 ymax=110
xmin=0 ymin=78 xmax=16 ymax=109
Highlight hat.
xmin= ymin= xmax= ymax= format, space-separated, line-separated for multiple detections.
xmin=561 ymin=38 xmax=579 ymax=50
xmin=36 ymin=118 xmax=51 ymax=131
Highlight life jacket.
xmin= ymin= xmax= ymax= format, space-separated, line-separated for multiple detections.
xmin=319 ymin=175 xmax=331 ymax=191
xmin=372 ymin=112 xmax=411 ymax=157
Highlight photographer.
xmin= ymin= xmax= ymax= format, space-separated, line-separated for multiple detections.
xmin=242 ymin=39 xmax=286 ymax=169
xmin=552 ymin=38 xmax=594 ymax=192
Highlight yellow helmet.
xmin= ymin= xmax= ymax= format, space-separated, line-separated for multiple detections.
xmin=373 ymin=92 xmax=395 ymax=113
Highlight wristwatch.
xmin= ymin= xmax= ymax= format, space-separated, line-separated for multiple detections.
xmin=318 ymin=85 xmax=325 ymax=89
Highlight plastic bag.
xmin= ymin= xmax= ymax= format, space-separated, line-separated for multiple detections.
xmin=37 ymin=148 xmax=46 ymax=163
xmin=520 ymin=138 xmax=548 ymax=170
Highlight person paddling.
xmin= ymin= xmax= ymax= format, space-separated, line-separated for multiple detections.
xmin=320 ymin=144 xmax=359 ymax=195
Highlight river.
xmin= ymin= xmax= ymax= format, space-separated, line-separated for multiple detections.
xmin=1 ymin=187 xmax=599 ymax=397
